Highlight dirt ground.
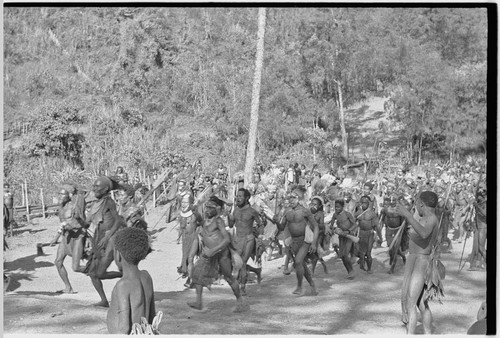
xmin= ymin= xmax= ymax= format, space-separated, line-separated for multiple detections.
xmin=3 ymin=204 xmax=486 ymax=335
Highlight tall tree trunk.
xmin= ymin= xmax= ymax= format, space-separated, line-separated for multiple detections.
xmin=244 ymin=8 xmax=266 ymax=188
xmin=417 ymin=134 xmax=423 ymax=166
xmin=335 ymin=79 xmax=348 ymax=160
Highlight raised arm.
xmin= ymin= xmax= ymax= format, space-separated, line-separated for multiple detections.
xmin=396 ymin=203 xmax=435 ymax=239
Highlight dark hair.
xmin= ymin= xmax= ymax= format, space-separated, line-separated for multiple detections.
xmin=209 ymin=195 xmax=225 ymax=208
xmin=360 ymin=195 xmax=371 ymax=201
xmin=238 ymin=188 xmax=251 ymax=200
xmin=334 ymin=199 xmax=345 ymax=207
xmin=114 ymin=227 xmax=150 ymax=265
xmin=419 ymin=191 xmax=438 ymax=208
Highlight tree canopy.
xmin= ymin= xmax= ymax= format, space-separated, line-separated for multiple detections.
xmin=4 ymin=6 xmax=489 ymax=179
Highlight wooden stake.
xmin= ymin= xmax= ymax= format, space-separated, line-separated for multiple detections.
xmin=21 ymin=184 xmax=25 ymax=207
xmin=40 ymin=188 xmax=46 ymax=218
xmin=24 ymin=179 xmax=30 ymax=222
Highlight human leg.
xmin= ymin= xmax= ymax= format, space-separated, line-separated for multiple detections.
xmin=90 ymin=276 xmax=109 ymax=307
xmin=340 ymin=237 xmax=354 ymax=277
xmin=239 ymin=238 xmax=255 ymax=295
xmin=95 ymin=236 xmax=122 ymax=280
xmin=417 ymin=292 xmax=433 ymax=334
xmin=187 ymin=284 xmax=203 ymax=310
xmin=219 ymin=254 xmax=246 ymax=312
xmin=71 ymin=236 xmax=86 ymax=273
xmin=406 ymin=255 xmax=430 ymax=334
xmin=477 ymin=227 xmax=487 ymax=268
xmin=366 ymin=232 xmax=374 ymax=273
xmin=401 ymin=253 xmax=416 ymax=324
xmin=54 ymin=242 xmax=73 ymax=293
xmin=292 ymin=242 xmax=315 ymax=295
xmin=283 ymin=245 xmax=292 ymax=274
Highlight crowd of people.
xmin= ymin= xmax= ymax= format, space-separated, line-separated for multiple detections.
xmin=2 ymin=155 xmax=487 ymax=334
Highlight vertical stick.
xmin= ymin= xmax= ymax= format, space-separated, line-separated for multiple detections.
xmin=21 ymin=184 xmax=25 ymax=207
xmin=24 ymin=179 xmax=30 ymax=222
xmin=40 ymin=188 xmax=46 ymax=218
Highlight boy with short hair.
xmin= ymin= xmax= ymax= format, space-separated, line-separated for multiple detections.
xmin=107 ymin=227 xmax=155 ymax=334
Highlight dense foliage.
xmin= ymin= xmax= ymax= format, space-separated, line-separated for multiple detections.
xmin=3 ymin=6 xmax=489 ymax=202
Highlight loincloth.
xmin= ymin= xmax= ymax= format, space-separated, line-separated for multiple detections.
xmin=357 ymin=229 xmax=374 ymax=253
xmin=339 ymin=235 xmax=354 ymax=257
xmin=61 ymin=228 xmax=87 ymax=256
xmin=190 ymin=248 xmax=230 ymax=287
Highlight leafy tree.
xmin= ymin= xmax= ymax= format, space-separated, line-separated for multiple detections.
xmin=22 ymin=100 xmax=85 ymax=168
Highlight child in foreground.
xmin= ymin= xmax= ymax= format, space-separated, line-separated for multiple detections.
xmin=107 ymin=227 xmax=158 ymax=334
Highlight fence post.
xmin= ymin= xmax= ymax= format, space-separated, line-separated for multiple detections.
xmin=24 ymin=179 xmax=30 ymax=222
xmin=40 ymin=188 xmax=46 ymax=218
xmin=21 ymin=184 xmax=25 ymax=207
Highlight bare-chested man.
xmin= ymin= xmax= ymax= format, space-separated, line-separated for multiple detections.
xmin=187 ymin=199 xmax=247 ymax=312
xmin=116 ymin=184 xmax=146 ymax=231
xmin=228 ymin=188 xmax=263 ymax=296
xmin=380 ymin=196 xmax=407 ymax=274
xmin=396 ymin=191 xmax=439 ymax=334
xmin=278 ymin=188 xmax=319 ymax=296
xmin=177 ymin=194 xmax=203 ymax=286
xmin=49 ymin=184 xmax=87 ymax=293
xmin=354 ymin=196 xmax=379 ymax=274
xmin=330 ymin=199 xmax=357 ymax=279
xmin=85 ymin=176 xmax=125 ymax=307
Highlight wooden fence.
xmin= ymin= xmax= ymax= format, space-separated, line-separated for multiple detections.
xmin=3 ymin=120 xmax=34 ymax=140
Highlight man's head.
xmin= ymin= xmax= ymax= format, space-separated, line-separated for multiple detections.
xmin=92 ymin=176 xmax=114 ymax=199
xmin=58 ymin=184 xmax=74 ymax=205
xmin=204 ymin=200 xmax=219 ymax=218
xmin=116 ymin=166 xmax=124 ymax=174
xmin=114 ymin=227 xmax=150 ymax=267
xmin=117 ymin=184 xmax=135 ymax=205
xmin=3 ymin=183 xmax=10 ymax=190
xmin=416 ymin=191 xmax=438 ymax=215
xmin=177 ymin=178 xmax=187 ymax=193
xmin=344 ymin=191 xmax=352 ymax=202
xmin=360 ymin=195 xmax=370 ymax=211
xmin=310 ymin=196 xmax=323 ymax=214
xmin=363 ymin=183 xmax=372 ymax=195
xmin=334 ymin=199 xmax=345 ymax=214
xmin=289 ymin=188 xmax=304 ymax=208
xmin=236 ymin=188 xmax=251 ymax=208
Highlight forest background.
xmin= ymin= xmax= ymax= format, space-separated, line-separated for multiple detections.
xmin=3 ymin=6 xmax=488 ymax=205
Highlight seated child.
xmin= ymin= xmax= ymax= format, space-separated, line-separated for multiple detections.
xmin=107 ymin=227 xmax=156 ymax=334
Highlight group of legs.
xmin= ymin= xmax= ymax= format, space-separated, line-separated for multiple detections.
xmin=55 ymin=230 xmax=122 ymax=307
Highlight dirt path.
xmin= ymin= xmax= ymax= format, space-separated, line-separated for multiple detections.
xmin=4 ymin=204 xmax=486 ymax=335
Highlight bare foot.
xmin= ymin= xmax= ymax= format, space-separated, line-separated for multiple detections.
xmin=387 ymin=269 xmax=394 ymax=274
xmin=346 ymin=271 xmax=355 ymax=280
xmin=367 ymin=270 xmax=373 ymax=274
xmin=240 ymin=286 xmax=247 ymax=296
xmin=292 ymin=287 xmax=305 ymax=295
xmin=93 ymin=300 xmax=109 ymax=308
xmin=187 ymin=301 xmax=203 ymax=310
xmin=283 ymin=268 xmax=291 ymax=275
xmin=310 ymin=287 xmax=318 ymax=296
